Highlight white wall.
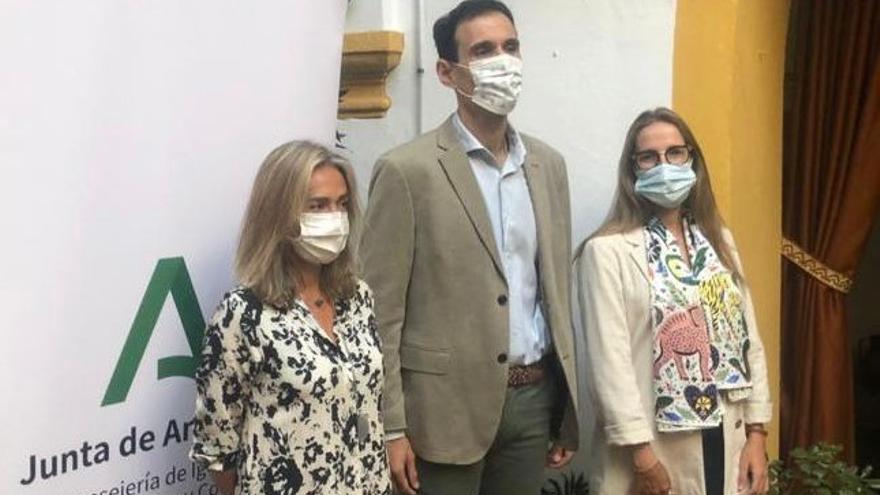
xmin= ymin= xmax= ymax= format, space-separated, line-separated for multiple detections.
xmin=340 ymin=0 xmax=422 ymax=201
xmin=0 ymin=2 xmax=347 ymax=493
xmin=342 ymin=0 xmax=677 ymax=475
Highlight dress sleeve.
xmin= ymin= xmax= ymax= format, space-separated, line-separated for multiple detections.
xmin=190 ymin=292 xmax=261 ymax=471
xmin=576 ymin=238 xmax=655 ymax=445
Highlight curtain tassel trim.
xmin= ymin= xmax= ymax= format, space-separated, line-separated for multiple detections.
xmin=782 ymin=238 xmax=853 ymax=293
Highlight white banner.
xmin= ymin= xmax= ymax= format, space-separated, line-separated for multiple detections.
xmin=0 ymin=2 xmax=347 ymax=494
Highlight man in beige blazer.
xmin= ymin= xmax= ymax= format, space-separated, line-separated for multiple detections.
xmin=360 ymin=1 xmax=578 ymax=494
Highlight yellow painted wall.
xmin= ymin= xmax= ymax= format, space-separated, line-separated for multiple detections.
xmin=673 ymin=0 xmax=790 ymax=458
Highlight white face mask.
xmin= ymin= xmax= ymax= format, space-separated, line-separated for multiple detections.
xmin=292 ymin=212 xmax=349 ymax=265
xmin=455 ymin=53 xmax=523 ymax=115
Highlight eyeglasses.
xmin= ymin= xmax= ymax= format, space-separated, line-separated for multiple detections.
xmin=632 ymin=145 xmax=692 ymax=169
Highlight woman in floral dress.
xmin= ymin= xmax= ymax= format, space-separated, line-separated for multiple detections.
xmin=191 ymin=141 xmax=391 ymax=495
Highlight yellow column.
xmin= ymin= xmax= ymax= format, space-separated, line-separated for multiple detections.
xmin=673 ymin=0 xmax=790 ymax=458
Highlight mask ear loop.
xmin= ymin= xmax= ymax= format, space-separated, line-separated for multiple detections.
xmin=446 ymin=60 xmax=476 ymax=99
xmin=454 ymin=87 xmax=475 ymax=99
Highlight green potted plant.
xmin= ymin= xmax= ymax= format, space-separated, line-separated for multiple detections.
xmin=542 ymin=470 xmax=589 ymax=495
xmin=769 ymin=443 xmax=880 ymax=494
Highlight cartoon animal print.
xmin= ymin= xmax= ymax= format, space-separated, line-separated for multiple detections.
xmin=698 ymin=274 xmax=728 ymax=339
xmin=653 ymin=305 xmax=712 ymax=381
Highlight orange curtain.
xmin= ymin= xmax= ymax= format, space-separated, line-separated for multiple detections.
xmin=781 ymin=0 xmax=880 ymax=459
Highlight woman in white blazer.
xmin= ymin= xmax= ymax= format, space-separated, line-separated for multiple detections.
xmin=575 ymin=108 xmax=772 ymax=495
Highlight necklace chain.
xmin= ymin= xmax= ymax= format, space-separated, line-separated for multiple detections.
xmin=300 ymin=287 xmax=327 ymax=309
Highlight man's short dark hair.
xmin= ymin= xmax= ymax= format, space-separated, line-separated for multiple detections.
xmin=432 ymin=0 xmax=515 ymax=63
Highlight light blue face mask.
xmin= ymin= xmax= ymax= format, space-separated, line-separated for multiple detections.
xmin=634 ymin=160 xmax=696 ymax=209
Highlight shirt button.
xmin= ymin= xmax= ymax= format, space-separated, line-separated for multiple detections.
xmin=497 ymin=294 xmax=508 ymax=306
xmin=497 ymin=353 xmax=508 ymax=364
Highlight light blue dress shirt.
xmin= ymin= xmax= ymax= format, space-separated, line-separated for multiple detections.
xmin=452 ymin=113 xmax=550 ymax=366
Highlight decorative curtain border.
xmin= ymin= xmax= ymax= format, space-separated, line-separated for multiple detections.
xmin=782 ymin=238 xmax=854 ymax=294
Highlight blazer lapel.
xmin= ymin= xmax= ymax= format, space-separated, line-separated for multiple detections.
xmin=624 ymin=228 xmax=651 ymax=283
xmin=436 ymin=118 xmax=506 ymax=281
xmin=523 ymin=157 xmax=554 ymax=288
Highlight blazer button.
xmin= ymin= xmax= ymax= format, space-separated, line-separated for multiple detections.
xmin=497 ymin=294 xmax=508 ymax=306
xmin=497 ymin=353 xmax=508 ymax=364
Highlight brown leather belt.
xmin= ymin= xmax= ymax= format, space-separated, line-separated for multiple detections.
xmin=507 ymin=356 xmax=550 ymax=387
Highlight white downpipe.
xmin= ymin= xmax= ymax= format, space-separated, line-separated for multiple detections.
xmin=415 ymin=0 xmax=427 ymax=134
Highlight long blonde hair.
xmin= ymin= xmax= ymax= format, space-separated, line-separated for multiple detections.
xmin=235 ymin=140 xmax=361 ymax=307
xmin=588 ymin=107 xmax=739 ymax=277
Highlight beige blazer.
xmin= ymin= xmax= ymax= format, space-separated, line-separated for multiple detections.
xmin=360 ymin=117 xmax=579 ymax=463
xmin=574 ymin=228 xmax=772 ymax=495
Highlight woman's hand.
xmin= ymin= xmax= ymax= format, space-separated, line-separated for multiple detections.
xmin=386 ymin=436 xmax=420 ymax=495
xmin=737 ymin=428 xmax=769 ymax=494
xmin=630 ymin=443 xmax=672 ymax=495
xmin=210 ymin=470 xmax=237 ymax=495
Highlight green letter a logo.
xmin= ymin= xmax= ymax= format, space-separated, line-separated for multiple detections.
xmin=102 ymin=257 xmax=205 ymax=406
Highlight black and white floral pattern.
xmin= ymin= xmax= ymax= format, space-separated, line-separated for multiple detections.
xmin=191 ymin=280 xmax=391 ymax=495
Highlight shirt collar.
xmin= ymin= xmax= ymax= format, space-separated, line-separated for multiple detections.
xmin=451 ymin=112 xmax=527 ymax=169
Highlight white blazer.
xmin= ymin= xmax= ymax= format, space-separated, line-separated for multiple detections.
xmin=575 ymin=227 xmax=772 ymax=495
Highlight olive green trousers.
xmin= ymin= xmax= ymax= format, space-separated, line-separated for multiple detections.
xmin=414 ymin=377 xmax=557 ymax=495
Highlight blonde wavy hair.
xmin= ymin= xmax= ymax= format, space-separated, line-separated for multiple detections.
xmin=235 ymin=140 xmax=360 ymax=307
xmin=587 ymin=107 xmax=740 ymax=278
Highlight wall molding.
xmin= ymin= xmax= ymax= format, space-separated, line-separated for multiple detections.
xmin=338 ymin=30 xmax=404 ymax=119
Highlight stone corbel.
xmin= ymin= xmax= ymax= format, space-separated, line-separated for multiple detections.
xmin=338 ymin=30 xmax=404 ymax=119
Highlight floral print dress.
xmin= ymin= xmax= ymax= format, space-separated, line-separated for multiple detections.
xmin=190 ymin=280 xmax=391 ymax=495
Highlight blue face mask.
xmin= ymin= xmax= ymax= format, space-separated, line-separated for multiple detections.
xmin=634 ymin=160 xmax=696 ymax=209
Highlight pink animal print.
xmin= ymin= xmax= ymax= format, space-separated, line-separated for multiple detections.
xmin=653 ymin=305 xmax=712 ymax=381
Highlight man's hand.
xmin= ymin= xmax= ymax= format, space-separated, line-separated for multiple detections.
xmin=737 ymin=432 xmax=769 ymax=494
xmin=630 ymin=443 xmax=671 ymax=495
xmin=387 ymin=436 xmax=420 ymax=495
xmin=546 ymin=443 xmax=575 ymax=469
